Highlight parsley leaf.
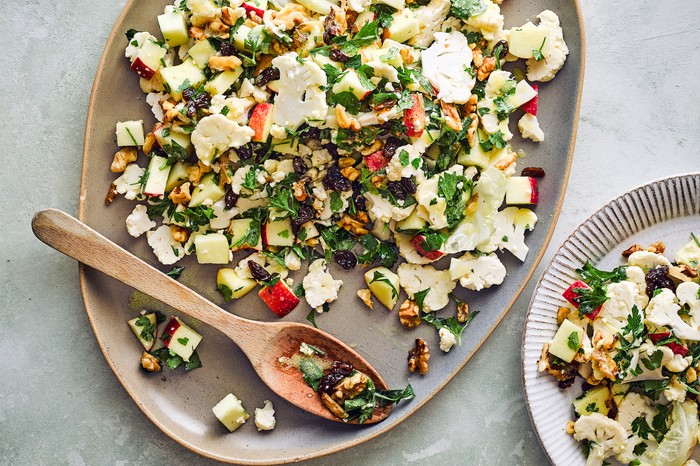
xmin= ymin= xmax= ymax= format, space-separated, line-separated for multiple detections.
xmin=451 ymin=0 xmax=486 ymax=20
xmin=567 ymin=331 xmax=580 ymax=351
xmin=533 ymin=37 xmax=547 ymax=61
xmin=268 ymin=187 xmax=300 ymax=218
xmin=166 ymin=266 xmax=185 ymax=279
xmin=421 ymin=311 xmax=480 ymax=346
xmin=330 ymin=91 xmax=362 ymax=114
xmin=576 ymin=261 xmax=627 ymax=286
xmin=369 ymin=271 xmax=398 ymax=299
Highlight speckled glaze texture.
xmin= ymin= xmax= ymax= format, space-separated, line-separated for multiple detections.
xmin=75 ymin=0 xmax=581 ymax=463
xmin=3 ymin=0 xmax=700 ymax=464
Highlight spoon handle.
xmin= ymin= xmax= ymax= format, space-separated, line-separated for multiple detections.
xmin=31 ymin=209 xmax=252 ymax=336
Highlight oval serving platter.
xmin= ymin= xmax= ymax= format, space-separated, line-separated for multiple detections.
xmin=523 ymin=173 xmax=700 ymax=465
xmin=78 ymin=1 xmax=584 ymax=463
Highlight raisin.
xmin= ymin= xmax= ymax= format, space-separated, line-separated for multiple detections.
xmin=387 ymin=180 xmax=407 ymax=200
xmin=293 ymin=156 xmax=308 ymax=175
xmin=333 ymin=250 xmax=358 ymax=269
xmin=521 ymin=166 xmax=545 ymax=178
xmin=248 ymin=261 xmax=272 ymax=282
xmin=331 ymin=361 xmax=353 ymax=376
xmin=557 ymin=378 xmax=575 ymax=389
xmin=236 ymin=144 xmax=252 ymax=160
xmin=329 ymin=49 xmax=350 ymax=63
xmin=292 ymin=204 xmax=314 ymax=229
xmin=219 ymin=41 xmax=235 ymax=56
xmin=401 ymin=177 xmax=417 ymax=195
xmin=224 ymin=189 xmax=238 ymax=210
xmin=382 ymin=137 xmax=401 ymax=159
xmin=317 ymin=372 xmax=345 ymax=394
xmin=181 ymin=87 xmax=195 ymax=101
xmin=645 ymin=266 xmax=675 ymax=296
xmin=254 ymin=66 xmax=280 ymax=87
xmin=323 ymin=165 xmax=351 ymax=191
xmin=493 ymin=40 xmax=509 ymax=59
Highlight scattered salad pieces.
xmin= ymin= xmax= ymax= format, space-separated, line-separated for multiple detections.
xmin=538 ymin=235 xmax=700 ymax=466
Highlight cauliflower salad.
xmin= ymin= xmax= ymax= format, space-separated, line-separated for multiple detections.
xmin=539 ymin=236 xmax=700 ymax=466
xmin=108 ymin=0 xmax=568 ymax=360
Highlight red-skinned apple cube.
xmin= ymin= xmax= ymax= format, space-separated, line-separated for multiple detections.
xmin=242 ymin=2 xmax=266 ymax=17
xmin=258 ymin=280 xmax=300 ymax=317
xmin=505 ymin=176 xmax=538 ymax=205
xmin=521 ymin=84 xmax=538 ymax=115
xmin=364 ymin=150 xmax=389 ymax=171
xmin=404 ymin=94 xmax=425 ymax=137
xmin=143 ymin=155 xmax=171 ymax=197
xmin=162 ymin=317 xmax=203 ymax=362
xmin=562 ymin=280 xmax=589 ymax=306
xmin=262 ymin=218 xmax=295 ymax=247
xmin=130 ymin=40 xmax=167 ymax=80
xmin=649 ymin=332 xmax=671 ymax=344
xmin=668 ymin=342 xmax=688 ymax=356
xmin=249 ymin=103 xmax=274 ymax=142
xmin=411 ymin=235 xmax=444 ymax=260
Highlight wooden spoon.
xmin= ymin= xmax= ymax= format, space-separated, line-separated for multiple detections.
xmin=32 ymin=209 xmax=391 ymax=424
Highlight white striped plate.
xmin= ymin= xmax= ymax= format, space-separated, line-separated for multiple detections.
xmin=522 ymin=173 xmax=700 ymax=465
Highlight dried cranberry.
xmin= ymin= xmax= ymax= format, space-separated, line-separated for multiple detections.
xmin=317 ymin=372 xmax=345 ymax=394
xmin=329 ymin=49 xmax=350 ymax=63
xmin=293 ymin=156 xmax=308 ymax=175
xmin=387 ymin=180 xmax=407 ymax=200
xmin=291 ymin=204 xmax=314 ymax=229
xmin=333 ymin=250 xmax=357 ymax=269
xmin=219 ymin=41 xmax=235 ymax=56
xmin=645 ymin=266 xmax=675 ymax=296
xmin=493 ymin=40 xmax=509 ymax=59
xmin=305 ymin=127 xmax=321 ymax=141
xmin=254 ymin=66 xmax=280 ymax=87
xmin=401 ymin=177 xmax=417 ymax=195
xmin=248 ymin=261 xmax=272 ymax=282
xmin=224 ymin=189 xmax=238 ymax=210
xmin=382 ymin=137 xmax=401 ymax=159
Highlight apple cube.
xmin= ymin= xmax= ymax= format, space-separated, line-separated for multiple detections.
xmin=271 ymin=137 xmax=298 ymax=155
xmin=355 ymin=10 xmax=375 ymax=30
xmin=249 ymin=103 xmax=274 ymax=142
xmin=411 ymin=235 xmax=444 ymax=260
xmin=242 ymin=2 xmax=265 ymax=17
xmin=144 ymin=155 xmax=171 ymax=197
xmin=404 ymin=94 xmax=425 ymax=137
xmin=204 ymin=68 xmax=244 ymax=96
xmin=217 ymin=268 xmax=257 ymax=300
xmin=376 ymin=0 xmax=405 ymax=11
xmin=189 ymin=173 xmax=226 ymax=207
xmin=364 ymin=150 xmax=390 ymax=172
xmin=188 ymin=39 xmax=218 ymax=68
xmin=295 ymin=0 xmax=333 ymax=14
xmin=127 ymin=313 xmax=157 ymax=351
xmin=573 ymin=385 xmax=610 ymax=417
xmin=232 ymin=25 xmax=258 ymax=51
xmin=131 ymin=40 xmax=167 ymax=80
xmin=297 ymin=221 xmax=319 ymax=242
xmin=263 ymin=218 xmax=294 ymax=247
xmin=116 ymin=120 xmax=145 ymax=146
xmin=158 ymin=12 xmax=189 ymax=47
xmin=229 ymin=218 xmax=262 ymax=250
xmin=386 ymin=9 xmax=420 ymax=44
xmin=507 ymin=80 xmax=538 ymax=109
xmin=364 ymin=267 xmax=400 ymax=310
xmin=195 ymin=233 xmax=230 ymax=264
xmin=508 ymin=22 xmax=549 ymax=59
xmin=548 ymin=318 xmax=583 ymax=363
xmin=395 ymin=210 xmax=428 ymax=232
xmin=562 ymin=280 xmax=589 ymax=307
xmin=165 ymin=161 xmax=191 ymax=192
xmin=258 ymin=280 xmax=300 ymax=317
xmin=505 ymin=176 xmax=538 ymax=205
xmin=212 ymin=393 xmax=249 ymax=432
xmin=153 ymin=124 xmax=192 ymax=153
xmin=266 ymin=80 xmax=281 ymax=93
xmin=520 ymin=84 xmax=539 ymax=115
xmin=160 ymin=59 xmax=206 ymax=101
xmin=332 ymin=69 xmax=372 ymax=101
xmin=162 ymin=317 xmax=203 ymax=362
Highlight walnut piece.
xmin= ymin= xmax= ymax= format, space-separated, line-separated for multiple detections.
xmin=335 ymin=105 xmax=361 ymax=131
xmin=111 ymin=147 xmax=138 ymax=173
xmin=292 ymin=178 xmax=308 ymax=201
xmin=209 ymin=55 xmax=242 ymax=72
xmin=357 ymin=288 xmax=374 ymax=309
xmin=477 ymin=56 xmax=496 ymax=81
xmin=622 ymin=241 xmax=666 ymax=257
xmin=105 ymin=183 xmax=117 ymax=205
xmin=271 ymin=3 xmax=310 ymax=30
xmin=440 ymin=101 xmax=463 ymax=133
xmin=168 ymin=182 xmax=191 ymax=205
xmin=321 ymin=392 xmax=348 ymax=419
xmin=456 ymin=301 xmax=470 ymax=323
xmin=591 ymin=348 xmax=618 ymax=381
xmin=466 ymin=112 xmax=478 ymax=148
xmin=170 ymin=225 xmax=190 ymax=243
xmin=141 ymin=352 xmax=161 ymax=372
xmin=557 ymin=306 xmax=571 ymax=325
xmin=340 ymin=166 xmax=359 ymax=181
xmin=331 ymin=372 xmax=369 ymax=402
xmin=142 ymin=132 xmax=156 ymax=155
xmin=408 ymin=338 xmax=430 ymax=375
xmin=338 ymin=213 xmax=369 ymax=236
xmin=398 ymin=299 xmax=421 ymax=328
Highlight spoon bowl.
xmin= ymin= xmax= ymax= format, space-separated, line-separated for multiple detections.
xmin=31 ymin=208 xmax=390 ymax=424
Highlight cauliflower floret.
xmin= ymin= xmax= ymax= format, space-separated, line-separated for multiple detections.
xmin=480 ymin=207 xmax=538 ymax=261
xmin=284 ymin=249 xmax=301 ymax=271
xmin=395 ymin=233 xmax=439 ymax=265
xmin=146 ymin=92 xmax=167 ymax=122
xmin=191 ymin=114 xmax=254 ymax=165
xmin=147 ymin=225 xmax=185 ymax=265
xmin=421 ymin=32 xmax=474 ymax=104
xmin=627 ymin=250 xmax=672 ymax=269
xmin=126 ymin=204 xmax=156 ymax=238
xmin=411 ymin=0 xmax=451 ymax=48
xmin=254 ymin=400 xmax=276 ymax=431
xmin=124 ymin=31 xmax=154 ymax=60
xmin=614 ymin=393 xmax=658 ymax=464
xmin=209 ymin=94 xmax=255 ymax=124
xmin=518 ymin=113 xmax=544 ymax=142
xmin=677 ymin=281 xmax=700 ymax=328
xmin=449 ymin=252 xmax=506 ymax=291
xmin=271 ymin=53 xmax=328 ymax=130
xmin=573 ymin=413 xmax=627 ymax=466
xmin=366 ymin=59 xmax=399 ymax=83
xmin=675 ymin=238 xmax=700 ymax=268
xmin=478 ymin=98 xmax=513 ymax=141
xmin=386 ymin=144 xmax=425 ymax=182
xmin=187 ymin=0 xmax=220 ymax=27
xmin=209 ymin=199 xmax=237 ymax=230
xmin=438 ymin=328 xmax=457 ymax=352
xmin=113 ymin=163 xmax=145 ymax=200
xmin=234 ymin=251 xmax=288 ymax=280
xmin=665 ymin=377 xmax=688 ymax=403
xmin=525 ymin=10 xmax=569 ymax=82
xmin=465 ymin=0 xmax=505 ymax=42
xmin=238 ymin=78 xmax=269 ymax=103
xmin=364 ymin=192 xmax=415 ymax=223
xmin=646 ymin=289 xmax=700 ymax=341
xmin=397 ymin=263 xmax=456 ymax=311
xmin=303 ymin=259 xmax=343 ymax=312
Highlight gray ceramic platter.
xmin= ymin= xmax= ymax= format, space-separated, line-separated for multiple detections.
xmin=79 ymin=1 xmax=584 ymax=463
xmin=523 ymin=173 xmax=700 ymax=465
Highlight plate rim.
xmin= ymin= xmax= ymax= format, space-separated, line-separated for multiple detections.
xmin=521 ymin=171 xmax=700 ymax=465
xmin=77 ymin=1 xmax=586 ymax=463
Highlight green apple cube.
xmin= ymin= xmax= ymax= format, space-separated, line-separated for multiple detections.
xmin=675 ymin=239 xmax=700 ymax=268
xmin=364 ymin=267 xmax=400 ymax=310
xmin=295 ymin=0 xmax=333 ymax=14
xmin=611 ymin=384 xmax=630 ymax=407
xmin=160 ymin=59 xmax=206 ymax=101
xmin=116 ymin=120 xmax=145 ymax=146
xmin=188 ymin=39 xmax=218 ymax=68
xmin=144 ymin=155 xmax=171 ymax=197
xmin=195 ymin=233 xmax=231 ymax=264
xmin=158 ymin=12 xmax=189 ymax=47
xmin=217 ymin=268 xmax=257 ymax=300
xmin=573 ymin=385 xmax=610 ymax=417
xmin=263 ymin=219 xmax=294 ymax=247
xmin=204 ymin=68 xmax=244 ymax=96
xmin=189 ymin=173 xmax=226 ymax=207
xmin=127 ymin=313 xmax=157 ymax=351
xmin=212 ymin=393 xmax=249 ymax=432
xmin=229 ymin=218 xmax=262 ymax=250
xmin=396 ymin=210 xmax=428 ymax=232
xmin=507 ymin=80 xmax=538 ymax=108
xmin=297 ymin=221 xmax=319 ymax=241
xmin=271 ymin=137 xmax=299 ymax=155
xmin=163 ymin=317 xmax=202 ymax=362
xmin=548 ymin=318 xmax=583 ymax=363
xmin=332 ymin=69 xmax=372 ymax=100
xmin=376 ymin=0 xmax=404 ymax=9
xmin=165 ymin=161 xmax=191 ymax=192
xmin=508 ymin=22 xmax=549 ymax=59
xmin=232 ymin=25 xmax=253 ymax=51
xmin=311 ymin=52 xmax=341 ymax=70
xmin=386 ymin=9 xmax=420 ymax=44
xmin=131 ymin=40 xmax=168 ymax=79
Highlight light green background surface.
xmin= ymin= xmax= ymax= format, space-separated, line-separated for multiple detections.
xmin=2 ymin=0 xmax=699 ymax=464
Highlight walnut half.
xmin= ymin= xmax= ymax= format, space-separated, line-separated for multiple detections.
xmin=408 ymin=338 xmax=430 ymax=375
xmin=141 ymin=352 xmax=161 ymax=372
xmin=398 ymin=299 xmax=421 ymax=328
